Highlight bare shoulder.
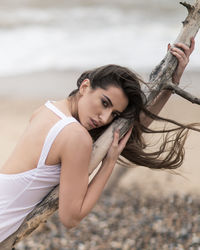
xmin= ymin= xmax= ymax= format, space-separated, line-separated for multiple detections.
xmin=59 ymin=122 xmax=93 ymax=155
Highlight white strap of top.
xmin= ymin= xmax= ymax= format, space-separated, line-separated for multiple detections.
xmin=37 ymin=101 xmax=77 ymax=168
xmin=45 ymin=100 xmax=70 ymax=120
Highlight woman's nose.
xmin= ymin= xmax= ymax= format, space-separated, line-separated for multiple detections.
xmin=99 ymin=109 xmax=112 ymax=125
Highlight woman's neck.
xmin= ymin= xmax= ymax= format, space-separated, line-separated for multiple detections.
xmin=67 ymin=96 xmax=79 ymax=121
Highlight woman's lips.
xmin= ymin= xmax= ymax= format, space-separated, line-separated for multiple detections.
xmin=90 ymin=118 xmax=99 ymax=129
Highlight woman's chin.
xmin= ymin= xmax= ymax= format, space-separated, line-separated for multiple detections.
xmin=80 ymin=120 xmax=91 ymax=131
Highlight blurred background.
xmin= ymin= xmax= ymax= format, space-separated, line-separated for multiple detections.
xmin=0 ymin=0 xmax=199 ymax=76
xmin=0 ymin=0 xmax=200 ymax=249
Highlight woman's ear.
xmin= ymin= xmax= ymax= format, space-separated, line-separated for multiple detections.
xmin=79 ymin=79 xmax=91 ymax=95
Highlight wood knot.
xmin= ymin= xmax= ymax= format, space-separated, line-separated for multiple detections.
xmin=182 ymin=20 xmax=189 ymax=25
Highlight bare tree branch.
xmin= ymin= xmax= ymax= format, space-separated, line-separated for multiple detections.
xmin=109 ymin=0 xmax=200 ymax=189
xmin=165 ymin=82 xmax=200 ymax=104
xmin=1 ymin=1 xmax=200 ymax=249
xmin=180 ymin=2 xmax=195 ymax=14
xmin=146 ymin=0 xmax=200 ymax=102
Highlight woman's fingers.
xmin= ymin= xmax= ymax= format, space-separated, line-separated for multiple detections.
xmin=169 ymin=37 xmax=195 ymax=60
xmin=112 ymin=129 xmax=120 ymax=147
xmin=171 ymin=47 xmax=187 ymax=59
xmin=118 ymin=127 xmax=133 ymax=153
xmin=169 ymin=37 xmax=195 ymax=84
xmin=104 ymin=127 xmax=133 ymax=164
xmin=170 ymin=48 xmax=188 ymax=67
xmin=190 ymin=37 xmax=195 ymax=52
xmin=112 ymin=127 xmax=133 ymax=152
xmin=174 ymin=43 xmax=191 ymax=58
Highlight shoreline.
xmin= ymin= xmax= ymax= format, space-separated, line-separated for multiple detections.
xmin=0 ymin=70 xmax=81 ymax=100
xmin=0 ymin=69 xmax=199 ymax=100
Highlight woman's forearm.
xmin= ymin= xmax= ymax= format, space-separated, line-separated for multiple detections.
xmin=78 ymin=159 xmax=115 ymax=220
xmin=141 ymin=89 xmax=172 ymax=128
xmin=60 ymin=159 xmax=115 ymax=229
xmin=141 ymin=39 xmax=195 ymax=128
xmin=77 ymin=129 xmax=131 ymax=222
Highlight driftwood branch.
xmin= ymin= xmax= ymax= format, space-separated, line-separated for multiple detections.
xmin=146 ymin=0 xmax=200 ymax=103
xmin=180 ymin=1 xmax=196 ymax=18
xmin=180 ymin=2 xmax=195 ymax=14
xmin=165 ymin=82 xmax=200 ymax=104
xmin=1 ymin=1 xmax=200 ymax=249
xmin=107 ymin=0 xmax=200 ymax=190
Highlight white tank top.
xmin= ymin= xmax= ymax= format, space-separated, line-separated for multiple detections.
xmin=0 ymin=101 xmax=78 ymax=242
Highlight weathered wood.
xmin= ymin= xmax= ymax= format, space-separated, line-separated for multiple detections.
xmin=1 ymin=1 xmax=200 ymax=248
xmin=165 ymin=82 xmax=200 ymax=105
xmin=90 ymin=0 xmax=200 ymax=174
xmin=147 ymin=0 xmax=200 ymax=103
xmin=102 ymin=0 xmax=200 ymax=192
xmin=106 ymin=0 xmax=200 ymax=191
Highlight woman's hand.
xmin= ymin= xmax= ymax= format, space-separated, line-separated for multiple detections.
xmin=168 ymin=37 xmax=195 ymax=84
xmin=103 ymin=127 xmax=133 ymax=165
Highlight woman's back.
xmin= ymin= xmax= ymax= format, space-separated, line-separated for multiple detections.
xmin=1 ymin=100 xmax=71 ymax=175
xmin=0 ymin=100 xmax=78 ymax=242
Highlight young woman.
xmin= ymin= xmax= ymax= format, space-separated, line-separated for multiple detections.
xmin=0 ymin=39 xmax=195 ymax=242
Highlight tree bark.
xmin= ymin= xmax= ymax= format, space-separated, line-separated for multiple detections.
xmin=165 ymin=82 xmax=200 ymax=104
xmin=1 ymin=1 xmax=200 ymax=249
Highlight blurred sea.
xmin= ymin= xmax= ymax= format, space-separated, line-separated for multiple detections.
xmin=0 ymin=0 xmax=199 ymax=76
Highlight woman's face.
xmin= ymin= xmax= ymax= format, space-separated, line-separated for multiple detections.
xmin=77 ymin=80 xmax=128 ymax=130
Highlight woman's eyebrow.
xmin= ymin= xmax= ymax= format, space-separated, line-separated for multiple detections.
xmin=103 ymin=94 xmax=122 ymax=115
xmin=103 ymin=95 xmax=113 ymax=106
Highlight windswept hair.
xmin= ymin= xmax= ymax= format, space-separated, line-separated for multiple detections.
xmin=69 ymin=64 xmax=197 ymax=170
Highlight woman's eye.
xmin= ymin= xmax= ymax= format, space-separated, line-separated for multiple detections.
xmin=102 ymin=99 xmax=108 ymax=107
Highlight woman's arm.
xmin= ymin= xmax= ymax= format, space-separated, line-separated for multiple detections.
xmin=58 ymin=124 xmax=132 ymax=229
xmin=141 ymin=38 xmax=195 ymax=128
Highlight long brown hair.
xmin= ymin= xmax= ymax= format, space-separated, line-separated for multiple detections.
xmin=69 ymin=64 xmax=197 ymax=170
